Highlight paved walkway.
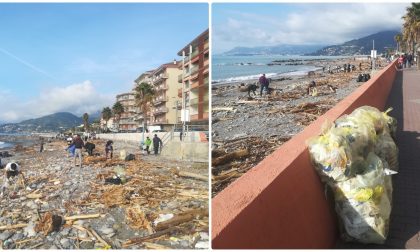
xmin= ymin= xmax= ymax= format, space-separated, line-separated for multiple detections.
xmin=337 ymin=67 xmax=420 ymax=249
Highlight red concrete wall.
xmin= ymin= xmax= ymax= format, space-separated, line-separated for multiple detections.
xmin=212 ymin=61 xmax=398 ymax=249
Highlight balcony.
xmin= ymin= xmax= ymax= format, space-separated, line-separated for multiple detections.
xmin=119 ymin=119 xmax=138 ymax=125
xmin=191 ymin=49 xmax=199 ymax=60
xmin=153 ymin=107 xmax=169 ymax=115
xmin=156 ymin=84 xmax=168 ymax=91
xmin=190 ymin=65 xmax=199 ymax=78
xmin=183 ymin=55 xmax=190 ymax=63
xmin=153 ymin=96 xmax=167 ymax=105
xmin=184 ymin=69 xmax=191 ymax=78
xmin=189 ymin=97 xmax=200 ymax=106
xmin=191 ymin=80 xmax=200 ymax=90
xmin=151 ymin=73 xmax=169 ymax=84
xmin=178 ymin=74 xmax=183 ymax=83
xmin=178 ymin=88 xmax=182 ymax=98
xmin=152 ymin=118 xmax=169 ymax=125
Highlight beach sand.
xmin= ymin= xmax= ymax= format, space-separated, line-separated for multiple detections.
xmin=212 ymin=57 xmax=389 ymax=196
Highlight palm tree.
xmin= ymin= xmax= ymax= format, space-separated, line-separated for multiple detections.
xmin=134 ymin=82 xmax=155 ymax=133
xmin=395 ymin=33 xmax=403 ymax=53
xmin=402 ymin=3 xmax=420 ymax=68
xmin=112 ymin=101 xmax=124 ymax=132
xmin=101 ymin=107 xmax=112 ymax=131
xmin=82 ymin=113 xmax=89 ymax=132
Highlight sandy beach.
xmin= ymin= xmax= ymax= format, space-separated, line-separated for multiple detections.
xmin=212 ymin=57 xmax=389 ymax=196
xmin=0 ymin=138 xmax=208 ymax=249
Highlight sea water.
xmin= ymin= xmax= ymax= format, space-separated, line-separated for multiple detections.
xmin=0 ymin=141 xmax=13 ymax=149
xmin=0 ymin=132 xmax=30 ymax=150
xmin=212 ymin=55 xmax=343 ymax=84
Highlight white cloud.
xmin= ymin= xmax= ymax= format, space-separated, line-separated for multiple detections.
xmin=213 ymin=3 xmax=410 ymax=53
xmin=0 ymin=81 xmax=113 ymax=123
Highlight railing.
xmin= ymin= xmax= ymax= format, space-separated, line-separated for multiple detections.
xmin=183 ymin=55 xmax=190 ymax=63
xmin=190 ymin=80 xmax=200 ymax=89
xmin=153 ymin=96 xmax=167 ymax=105
xmin=191 ymin=49 xmax=199 ymax=59
xmin=119 ymin=119 xmax=138 ymax=125
xmin=151 ymin=73 xmax=169 ymax=84
xmin=184 ymin=70 xmax=191 ymax=77
xmin=190 ymin=65 xmax=199 ymax=75
xmin=158 ymin=84 xmax=168 ymax=90
xmin=153 ymin=107 xmax=169 ymax=115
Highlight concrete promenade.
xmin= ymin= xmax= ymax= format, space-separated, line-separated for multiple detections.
xmin=338 ymin=67 xmax=420 ymax=249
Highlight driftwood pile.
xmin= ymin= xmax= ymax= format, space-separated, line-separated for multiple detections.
xmin=0 ymin=140 xmax=208 ymax=249
xmin=212 ymin=135 xmax=291 ymax=197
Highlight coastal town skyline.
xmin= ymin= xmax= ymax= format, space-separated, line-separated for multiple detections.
xmin=0 ymin=3 xmax=208 ymax=123
xmin=212 ymin=3 xmax=410 ymax=54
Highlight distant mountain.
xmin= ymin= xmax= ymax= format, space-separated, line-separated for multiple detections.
xmin=0 ymin=112 xmax=83 ymax=133
xmin=223 ymin=44 xmax=325 ymax=56
xmin=87 ymin=110 xmax=102 ymax=122
xmin=307 ymin=30 xmax=399 ymax=56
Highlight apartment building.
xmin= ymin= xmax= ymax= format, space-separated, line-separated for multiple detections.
xmin=177 ymin=29 xmax=209 ymax=126
xmin=100 ymin=117 xmax=114 ymax=131
xmin=115 ymin=92 xmax=138 ymax=132
xmin=149 ymin=62 xmax=182 ymax=131
xmin=134 ymin=70 xmax=154 ymax=130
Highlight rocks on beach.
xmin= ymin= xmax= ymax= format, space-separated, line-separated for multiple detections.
xmin=0 ymin=138 xmax=208 ymax=249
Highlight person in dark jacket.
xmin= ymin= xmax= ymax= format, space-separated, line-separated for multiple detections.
xmin=259 ymin=74 xmax=269 ymax=96
xmin=152 ymin=134 xmax=163 ymax=155
xmin=85 ymin=142 xmax=95 ymax=156
xmin=72 ymin=135 xmax=84 ymax=167
xmin=105 ymin=140 xmax=113 ymax=159
xmin=39 ymin=138 xmax=44 ymax=153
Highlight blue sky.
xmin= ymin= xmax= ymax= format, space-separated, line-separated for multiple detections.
xmin=213 ymin=3 xmax=409 ymax=54
xmin=0 ymin=3 xmax=208 ymax=123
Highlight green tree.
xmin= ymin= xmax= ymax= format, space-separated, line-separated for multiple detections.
xmin=101 ymin=107 xmax=112 ymax=131
xmin=402 ymin=3 xmax=420 ymax=68
xmin=134 ymin=82 xmax=155 ymax=132
xmin=394 ymin=33 xmax=403 ymax=53
xmin=82 ymin=113 xmax=89 ymax=132
xmin=112 ymin=101 xmax=124 ymax=132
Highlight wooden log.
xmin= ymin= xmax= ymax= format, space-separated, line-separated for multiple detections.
xmin=122 ymin=227 xmax=179 ymax=248
xmin=212 ymin=107 xmax=234 ymax=111
xmin=89 ymin=228 xmax=110 ymax=247
xmin=64 ymin=213 xmax=100 ymax=221
xmin=176 ymin=171 xmax=207 ymax=181
xmin=26 ymin=193 xmax=43 ymax=199
xmin=155 ymin=208 xmax=208 ymax=231
xmin=211 ymin=149 xmax=226 ymax=158
xmin=0 ymin=223 xmax=28 ymax=231
xmin=212 ymin=149 xmax=249 ymax=167
xmin=143 ymin=242 xmax=172 ymax=250
xmin=212 ymin=170 xmax=241 ymax=182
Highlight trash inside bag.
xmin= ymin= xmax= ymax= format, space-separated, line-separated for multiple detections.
xmin=374 ymin=134 xmax=398 ymax=172
xmin=308 ymin=106 xmax=398 ymax=244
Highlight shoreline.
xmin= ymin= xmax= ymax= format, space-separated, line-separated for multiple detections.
xmin=212 ymin=56 xmax=353 ymax=86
